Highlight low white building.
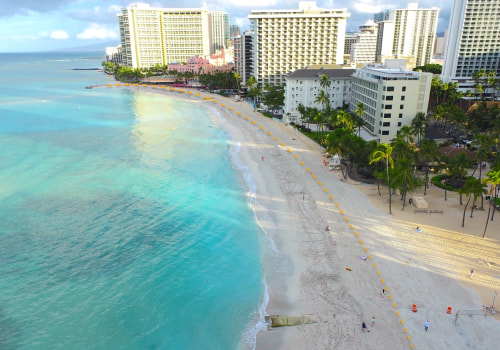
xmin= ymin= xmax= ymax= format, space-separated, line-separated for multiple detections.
xmin=350 ymin=65 xmax=432 ymax=143
xmin=284 ymin=68 xmax=355 ymax=124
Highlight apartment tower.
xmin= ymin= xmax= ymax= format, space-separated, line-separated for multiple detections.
xmin=351 ymin=20 xmax=378 ymax=65
xmin=248 ymin=1 xmax=349 ymax=86
xmin=385 ymin=3 xmax=439 ymax=68
xmin=210 ymin=11 xmax=230 ymax=52
xmin=233 ymin=31 xmax=254 ymax=85
xmin=441 ymin=0 xmax=500 ymax=84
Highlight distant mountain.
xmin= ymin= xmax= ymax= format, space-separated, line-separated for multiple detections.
xmin=56 ymin=41 xmax=120 ymax=53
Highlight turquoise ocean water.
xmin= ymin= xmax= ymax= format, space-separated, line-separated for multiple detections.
xmin=0 ymin=52 xmax=269 ymax=349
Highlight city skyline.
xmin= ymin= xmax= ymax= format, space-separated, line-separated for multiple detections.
xmin=0 ymin=0 xmax=452 ymax=53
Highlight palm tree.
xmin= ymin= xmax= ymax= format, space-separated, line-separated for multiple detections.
xmin=417 ymin=139 xmax=439 ymax=195
xmin=448 ymin=151 xmax=472 ymax=205
xmin=336 ymin=110 xmax=355 ymax=133
xmin=354 ymin=102 xmax=367 ymax=137
xmin=315 ymin=89 xmax=330 ymax=111
xmin=392 ymin=157 xmax=421 ymax=210
xmin=397 ymin=126 xmax=415 ymax=144
xmin=370 ymin=143 xmax=395 ymax=214
xmin=460 ymin=177 xmax=486 ymax=227
xmin=473 ymin=134 xmax=493 ymax=208
xmin=411 ymin=112 xmax=428 ymax=145
xmin=482 ymin=169 xmax=500 ymax=237
xmin=319 ymin=74 xmax=331 ymax=91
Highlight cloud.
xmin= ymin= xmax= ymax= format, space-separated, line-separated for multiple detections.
xmin=1 ymin=0 xmax=73 ymax=17
xmin=50 ymin=30 xmax=69 ymax=39
xmin=351 ymin=0 xmax=393 ymax=14
xmin=68 ymin=5 xmax=124 ymax=23
xmin=77 ymin=23 xmax=118 ymax=40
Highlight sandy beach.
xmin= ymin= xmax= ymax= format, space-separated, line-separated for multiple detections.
xmin=119 ymin=84 xmax=500 ymax=349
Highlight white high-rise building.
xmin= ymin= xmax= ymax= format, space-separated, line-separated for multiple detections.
xmin=248 ymin=1 xmax=349 ymax=87
xmin=350 ymin=66 xmax=432 ymax=143
xmin=375 ymin=20 xmax=395 ymax=62
xmin=351 ymin=21 xmax=378 ymax=65
xmin=382 ymin=3 xmax=439 ymax=68
xmin=118 ymin=4 xmax=228 ymax=68
xmin=210 ymin=11 xmax=230 ymax=53
xmin=441 ymin=0 xmax=500 ymax=84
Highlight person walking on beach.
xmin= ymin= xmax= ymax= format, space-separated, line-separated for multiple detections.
xmin=261 ymin=156 xmax=264 ymax=161
xmin=362 ymin=322 xmax=367 ymax=332
xmin=371 ymin=317 xmax=375 ymax=326
xmin=470 ymin=269 xmax=474 ymax=279
xmin=424 ymin=320 xmax=430 ymax=332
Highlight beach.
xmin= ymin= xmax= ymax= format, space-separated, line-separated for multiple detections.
xmin=124 ymin=84 xmax=500 ymax=349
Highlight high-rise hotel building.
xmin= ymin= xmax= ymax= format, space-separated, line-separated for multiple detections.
xmin=441 ymin=0 xmax=500 ymax=84
xmin=118 ymin=4 xmax=228 ymax=68
xmin=390 ymin=3 xmax=439 ymax=67
xmin=210 ymin=11 xmax=230 ymax=53
xmin=375 ymin=3 xmax=439 ymax=68
xmin=248 ymin=1 xmax=349 ymax=86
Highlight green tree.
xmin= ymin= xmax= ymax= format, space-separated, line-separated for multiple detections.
xmin=262 ymin=85 xmax=284 ymax=116
xmin=413 ymin=64 xmax=442 ymax=74
xmin=354 ymin=102 xmax=367 ymax=137
xmin=472 ymin=134 xmax=494 ymax=208
xmin=417 ymin=139 xmax=440 ymax=195
xmin=392 ymin=157 xmax=421 ymax=211
xmin=448 ymin=151 xmax=472 ymax=205
xmin=370 ymin=143 xmax=395 ymax=214
xmin=482 ymin=169 xmax=500 ymax=237
xmin=319 ymin=74 xmax=331 ymax=90
xmin=411 ymin=112 xmax=427 ymax=145
xmin=315 ymin=89 xmax=330 ymax=111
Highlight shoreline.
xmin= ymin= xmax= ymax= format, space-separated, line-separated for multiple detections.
xmin=102 ymin=83 xmax=500 ymax=349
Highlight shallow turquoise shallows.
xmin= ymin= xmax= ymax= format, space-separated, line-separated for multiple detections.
xmin=0 ymin=53 xmax=267 ymax=350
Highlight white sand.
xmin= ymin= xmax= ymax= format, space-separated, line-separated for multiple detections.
xmin=119 ymin=84 xmax=500 ymax=349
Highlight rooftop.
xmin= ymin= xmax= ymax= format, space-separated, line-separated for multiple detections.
xmin=287 ymin=68 xmax=355 ymax=79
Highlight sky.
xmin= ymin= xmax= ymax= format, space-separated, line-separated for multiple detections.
xmin=0 ymin=0 xmax=451 ymax=53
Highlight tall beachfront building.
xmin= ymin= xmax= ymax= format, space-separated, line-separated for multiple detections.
xmin=351 ymin=21 xmax=378 ymax=65
xmin=233 ymin=31 xmax=254 ymax=85
xmin=248 ymin=1 xmax=349 ymax=86
xmin=350 ymin=65 xmax=432 ymax=143
xmin=441 ymin=0 xmax=500 ymax=84
xmin=210 ymin=11 xmax=230 ymax=52
xmin=118 ymin=4 xmax=228 ymax=68
xmin=377 ymin=3 xmax=439 ymax=68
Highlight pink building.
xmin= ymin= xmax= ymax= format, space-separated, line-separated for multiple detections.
xmin=168 ymin=52 xmax=234 ymax=74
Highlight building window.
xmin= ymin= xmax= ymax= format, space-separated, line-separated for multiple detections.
xmin=383 ymin=122 xmax=390 ymax=127
xmin=398 ymin=122 xmax=402 ymax=127
xmin=382 ymin=130 xmax=389 ymax=135
xmin=401 ymin=96 xmax=405 ymax=101
xmin=385 ymin=105 xmax=392 ymax=110
xmin=387 ymin=86 xmax=394 ymax=91
xmin=384 ymin=113 xmax=391 ymax=118
xmin=399 ymin=113 xmax=403 ymax=118
xmin=386 ymin=96 xmax=393 ymax=100
xmin=400 ymin=105 xmax=404 ymax=109
xmin=402 ymin=86 xmax=406 ymax=91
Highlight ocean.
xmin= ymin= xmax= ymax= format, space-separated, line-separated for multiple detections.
xmin=0 ymin=52 xmax=270 ymax=349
